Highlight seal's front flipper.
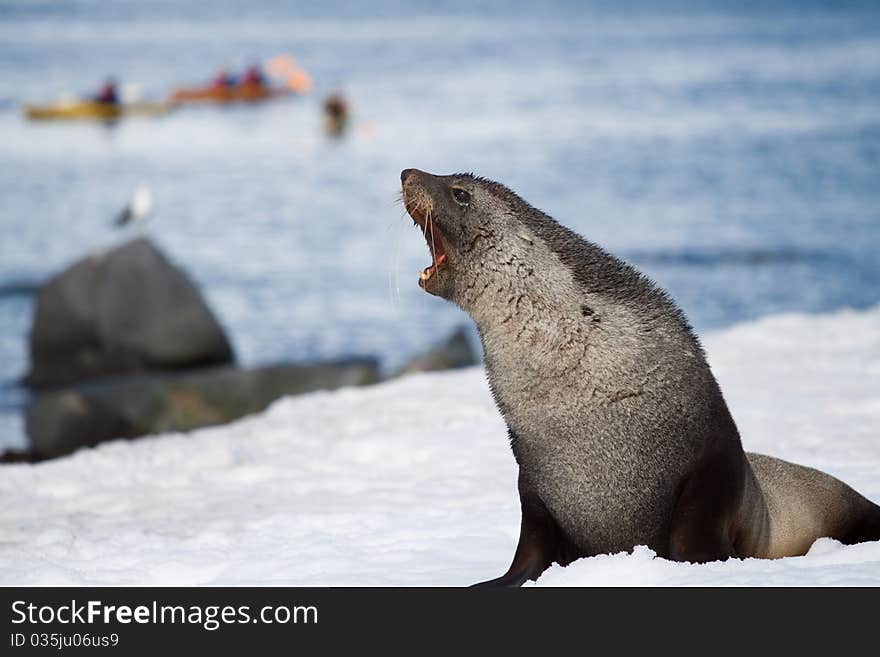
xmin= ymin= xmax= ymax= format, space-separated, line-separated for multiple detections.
xmin=472 ymin=474 xmax=569 ymax=587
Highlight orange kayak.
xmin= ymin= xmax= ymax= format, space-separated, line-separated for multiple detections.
xmin=169 ymin=83 xmax=290 ymax=105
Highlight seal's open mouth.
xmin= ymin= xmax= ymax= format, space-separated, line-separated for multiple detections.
xmin=406 ymin=203 xmax=447 ymax=286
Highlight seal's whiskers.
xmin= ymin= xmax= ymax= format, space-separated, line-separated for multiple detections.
xmin=428 ymin=207 xmax=437 ymax=272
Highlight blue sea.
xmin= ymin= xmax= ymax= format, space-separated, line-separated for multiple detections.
xmin=1 ymin=1 xmax=879 ymax=449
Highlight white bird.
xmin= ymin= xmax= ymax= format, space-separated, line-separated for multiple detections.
xmin=115 ymin=184 xmax=153 ymax=228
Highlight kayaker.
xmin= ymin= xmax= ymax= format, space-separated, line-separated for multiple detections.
xmin=94 ymin=78 xmax=118 ymax=105
xmin=240 ymin=65 xmax=266 ymax=87
xmin=211 ymin=69 xmax=235 ymax=89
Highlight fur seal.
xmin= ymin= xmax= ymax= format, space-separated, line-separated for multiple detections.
xmin=400 ymin=168 xmax=880 ymax=586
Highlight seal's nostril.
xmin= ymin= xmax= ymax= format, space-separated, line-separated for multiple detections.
xmin=401 ymin=168 xmax=415 ymax=184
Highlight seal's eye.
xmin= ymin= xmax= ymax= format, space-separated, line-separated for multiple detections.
xmin=451 ymin=188 xmax=470 ymax=206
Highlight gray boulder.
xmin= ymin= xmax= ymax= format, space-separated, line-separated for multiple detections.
xmin=25 ymin=238 xmax=234 ymax=388
xmin=26 ymin=358 xmax=379 ymax=459
xmin=395 ymin=326 xmax=478 ymax=376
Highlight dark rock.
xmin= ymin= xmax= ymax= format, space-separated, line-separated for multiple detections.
xmin=25 ymin=238 xmax=234 ymax=388
xmin=26 ymin=358 xmax=379 ymax=459
xmin=395 ymin=326 xmax=478 ymax=376
xmin=0 ymin=449 xmax=42 ymax=464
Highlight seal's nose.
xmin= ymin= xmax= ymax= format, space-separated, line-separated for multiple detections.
xmin=401 ymin=168 xmax=416 ymax=184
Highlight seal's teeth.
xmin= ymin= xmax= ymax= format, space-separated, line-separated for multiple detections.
xmin=419 ymin=268 xmax=431 ymax=281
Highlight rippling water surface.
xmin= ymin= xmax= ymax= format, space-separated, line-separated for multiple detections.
xmin=1 ymin=1 xmax=879 ymax=448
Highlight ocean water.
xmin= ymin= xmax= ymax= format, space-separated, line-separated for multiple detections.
xmin=1 ymin=1 xmax=879 ymax=449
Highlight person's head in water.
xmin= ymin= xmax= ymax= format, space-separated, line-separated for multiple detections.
xmin=322 ymin=93 xmax=349 ymax=137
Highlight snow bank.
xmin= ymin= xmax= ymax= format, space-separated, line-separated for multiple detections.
xmin=1 ymin=306 xmax=878 ymax=586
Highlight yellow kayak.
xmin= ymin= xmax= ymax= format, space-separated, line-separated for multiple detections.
xmin=24 ymin=99 xmax=170 ymax=121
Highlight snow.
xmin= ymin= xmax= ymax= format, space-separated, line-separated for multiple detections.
xmin=1 ymin=306 xmax=878 ymax=586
